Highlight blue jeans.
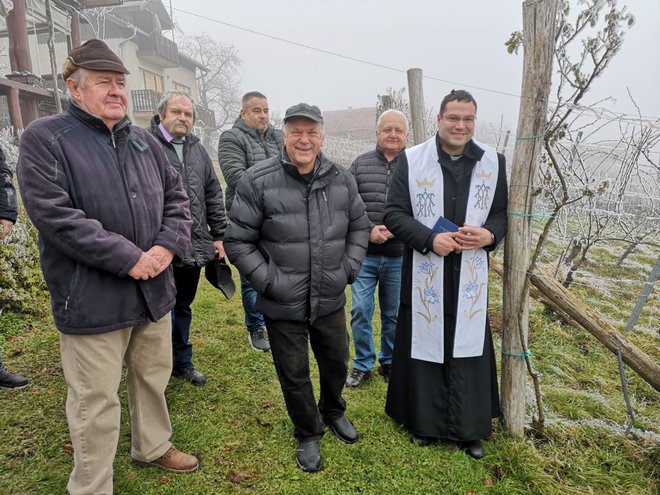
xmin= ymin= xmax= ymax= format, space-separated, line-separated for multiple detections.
xmin=349 ymin=254 xmax=402 ymax=373
xmin=240 ymin=274 xmax=265 ymax=332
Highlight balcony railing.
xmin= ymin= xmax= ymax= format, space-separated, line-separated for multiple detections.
xmin=131 ymin=89 xmax=161 ymax=113
xmin=137 ymin=34 xmax=179 ymax=67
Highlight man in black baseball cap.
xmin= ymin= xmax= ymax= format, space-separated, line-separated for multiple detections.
xmin=283 ymin=102 xmax=324 ymax=124
xmin=224 ymin=103 xmax=369 ymax=472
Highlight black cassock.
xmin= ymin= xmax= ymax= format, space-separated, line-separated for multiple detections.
xmin=384 ymin=136 xmax=508 ymax=442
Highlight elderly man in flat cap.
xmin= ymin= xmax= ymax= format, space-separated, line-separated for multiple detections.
xmin=17 ymin=39 xmax=198 ymax=494
xmin=224 ymin=103 xmax=370 ymax=472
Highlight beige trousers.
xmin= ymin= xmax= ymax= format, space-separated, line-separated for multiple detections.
xmin=60 ymin=315 xmax=174 ymax=495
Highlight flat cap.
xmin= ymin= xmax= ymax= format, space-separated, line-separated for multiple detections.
xmin=63 ymin=39 xmax=129 ymax=80
xmin=283 ymin=103 xmax=324 ymax=124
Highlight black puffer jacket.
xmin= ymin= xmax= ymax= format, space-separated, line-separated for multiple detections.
xmin=350 ymin=146 xmax=404 ymax=257
xmin=0 ymin=147 xmax=17 ymax=223
xmin=217 ymin=117 xmax=283 ymax=211
xmin=224 ymin=151 xmax=370 ymax=322
xmin=18 ymin=104 xmax=191 ymax=335
xmin=149 ymin=115 xmax=227 ymax=267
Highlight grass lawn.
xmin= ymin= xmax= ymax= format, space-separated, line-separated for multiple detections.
xmin=1 ymin=251 xmax=658 ymax=494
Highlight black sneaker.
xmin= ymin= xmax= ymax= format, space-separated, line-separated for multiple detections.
xmin=345 ymin=369 xmax=370 ymax=388
xmin=0 ymin=366 xmax=30 ymax=389
xmin=172 ymin=367 xmax=207 ymax=386
xmin=248 ymin=328 xmax=270 ymax=352
xmin=377 ymin=364 xmax=391 ymax=382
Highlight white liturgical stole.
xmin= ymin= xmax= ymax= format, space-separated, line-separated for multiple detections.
xmin=406 ymin=137 xmax=498 ymax=364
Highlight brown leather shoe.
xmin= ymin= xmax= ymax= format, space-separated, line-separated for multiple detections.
xmin=133 ymin=446 xmax=199 ymax=473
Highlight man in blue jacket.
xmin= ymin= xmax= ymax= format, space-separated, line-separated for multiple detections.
xmin=18 ymin=40 xmax=198 ymax=494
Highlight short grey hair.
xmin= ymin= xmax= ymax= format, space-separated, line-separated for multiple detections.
xmin=242 ymin=91 xmax=267 ymax=108
xmin=376 ymin=109 xmax=409 ymax=131
xmin=65 ymin=67 xmax=90 ymax=99
xmin=156 ymin=90 xmax=196 ymax=120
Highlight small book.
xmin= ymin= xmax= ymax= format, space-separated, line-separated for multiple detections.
xmin=432 ymin=216 xmax=459 ymax=233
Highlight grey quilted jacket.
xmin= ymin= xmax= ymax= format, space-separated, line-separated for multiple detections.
xmin=217 ymin=117 xmax=283 ymax=211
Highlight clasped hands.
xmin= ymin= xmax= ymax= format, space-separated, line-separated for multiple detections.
xmin=370 ymin=225 xmax=393 ymax=244
xmin=127 ymin=245 xmax=174 ymax=280
xmin=432 ymin=225 xmax=493 ymax=257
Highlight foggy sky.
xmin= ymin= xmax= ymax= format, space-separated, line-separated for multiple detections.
xmin=168 ymin=0 xmax=659 ymax=133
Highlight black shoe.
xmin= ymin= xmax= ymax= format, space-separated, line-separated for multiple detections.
xmin=409 ymin=433 xmax=435 ymax=447
xmin=295 ymin=440 xmax=321 ymax=473
xmin=325 ymin=415 xmax=359 ymax=444
xmin=345 ymin=369 xmax=370 ymax=388
xmin=172 ymin=367 xmax=207 ymax=386
xmin=377 ymin=364 xmax=391 ymax=382
xmin=248 ymin=328 xmax=270 ymax=352
xmin=0 ymin=366 xmax=29 ymax=389
xmin=462 ymin=439 xmax=484 ymax=459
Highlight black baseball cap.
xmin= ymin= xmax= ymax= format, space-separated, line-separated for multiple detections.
xmin=283 ymin=103 xmax=324 ymax=124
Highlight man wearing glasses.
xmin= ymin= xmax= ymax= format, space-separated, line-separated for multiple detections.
xmin=383 ymin=90 xmax=508 ymax=459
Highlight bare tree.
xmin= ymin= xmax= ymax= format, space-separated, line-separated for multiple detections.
xmin=177 ymin=34 xmax=242 ymax=132
xmin=506 ymin=0 xmax=642 ymax=288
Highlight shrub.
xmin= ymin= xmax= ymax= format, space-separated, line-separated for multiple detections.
xmin=0 ymin=129 xmax=47 ymax=314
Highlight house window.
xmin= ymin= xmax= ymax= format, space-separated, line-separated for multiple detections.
xmin=142 ymin=69 xmax=164 ymax=93
xmin=173 ymin=82 xmax=191 ymax=94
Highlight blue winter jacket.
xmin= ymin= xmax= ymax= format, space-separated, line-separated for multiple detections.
xmin=17 ymin=103 xmax=191 ymax=334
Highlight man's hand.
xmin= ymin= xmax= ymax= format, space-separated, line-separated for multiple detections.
xmin=145 ymin=245 xmax=174 ymax=276
xmin=213 ymin=240 xmax=225 ymax=258
xmin=454 ymin=225 xmax=493 ymax=251
xmin=432 ymin=232 xmax=462 ymax=256
xmin=128 ymin=252 xmax=161 ymax=280
xmin=0 ymin=220 xmax=14 ymax=241
xmin=369 ymin=225 xmax=393 ymax=244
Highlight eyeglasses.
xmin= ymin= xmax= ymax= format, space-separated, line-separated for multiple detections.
xmin=443 ymin=115 xmax=476 ymax=124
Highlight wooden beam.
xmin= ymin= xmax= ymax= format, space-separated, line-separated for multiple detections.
xmin=493 ymin=259 xmax=660 ymax=392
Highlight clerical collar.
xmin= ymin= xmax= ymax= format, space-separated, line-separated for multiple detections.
xmin=450 ymin=154 xmax=463 ymax=161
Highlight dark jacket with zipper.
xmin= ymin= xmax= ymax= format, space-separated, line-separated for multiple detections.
xmin=17 ymin=103 xmax=192 ymax=335
xmin=217 ymin=117 xmax=283 ymax=211
xmin=350 ymin=145 xmax=404 ymax=257
xmin=149 ymin=115 xmax=227 ymax=268
xmin=0 ymin=146 xmax=17 ymax=223
xmin=224 ymin=150 xmax=370 ymax=323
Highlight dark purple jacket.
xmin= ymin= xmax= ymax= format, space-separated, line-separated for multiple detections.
xmin=17 ymin=104 xmax=192 ymax=334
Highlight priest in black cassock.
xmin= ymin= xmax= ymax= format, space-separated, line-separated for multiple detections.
xmin=384 ymin=90 xmax=508 ymax=459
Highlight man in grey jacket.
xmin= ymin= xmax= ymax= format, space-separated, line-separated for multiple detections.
xmin=224 ymin=103 xmax=369 ymax=473
xmin=346 ymin=110 xmax=408 ymax=388
xmin=218 ymin=91 xmax=283 ymax=352
xmin=149 ymin=91 xmax=227 ymax=387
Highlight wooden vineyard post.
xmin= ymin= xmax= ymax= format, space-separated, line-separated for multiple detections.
xmin=501 ymin=0 xmax=559 ymax=436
